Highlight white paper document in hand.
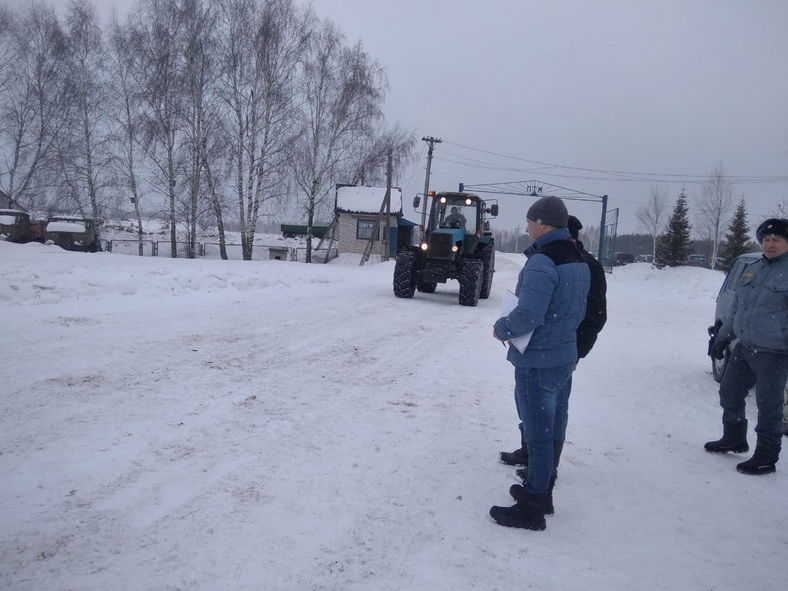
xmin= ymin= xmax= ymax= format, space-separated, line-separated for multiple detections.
xmin=500 ymin=290 xmax=533 ymax=354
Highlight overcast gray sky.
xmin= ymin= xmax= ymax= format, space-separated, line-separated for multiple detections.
xmin=305 ymin=0 xmax=788 ymax=233
xmin=34 ymin=0 xmax=788 ymax=233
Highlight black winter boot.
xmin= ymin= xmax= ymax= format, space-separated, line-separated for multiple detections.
xmin=736 ymin=441 xmax=779 ymax=475
xmin=500 ymin=447 xmax=528 ymax=466
xmin=704 ymin=421 xmax=749 ymax=453
xmin=510 ymin=472 xmax=557 ymax=514
xmin=500 ymin=425 xmax=528 ymax=466
xmin=511 ymin=441 xmax=564 ymax=515
xmin=489 ymin=489 xmax=548 ymax=530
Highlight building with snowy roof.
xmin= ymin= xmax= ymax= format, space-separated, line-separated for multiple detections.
xmin=333 ymin=185 xmax=416 ymax=257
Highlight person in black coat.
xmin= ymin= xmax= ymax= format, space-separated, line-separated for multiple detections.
xmin=567 ymin=215 xmax=607 ymax=359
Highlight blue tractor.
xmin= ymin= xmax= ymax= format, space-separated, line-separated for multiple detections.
xmin=393 ymin=191 xmax=498 ymax=306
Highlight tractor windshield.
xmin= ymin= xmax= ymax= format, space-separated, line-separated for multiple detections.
xmin=437 ymin=200 xmax=476 ymax=233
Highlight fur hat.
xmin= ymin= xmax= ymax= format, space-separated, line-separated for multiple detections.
xmin=755 ymin=218 xmax=788 ymax=243
xmin=567 ymin=215 xmax=582 ymax=240
xmin=526 ymin=196 xmax=568 ymax=228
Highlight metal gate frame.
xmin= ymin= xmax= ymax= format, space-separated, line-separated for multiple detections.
xmin=458 ymin=180 xmax=614 ymax=265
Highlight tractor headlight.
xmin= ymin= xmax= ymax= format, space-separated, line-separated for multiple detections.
xmin=420 ymin=242 xmax=428 ymax=251
xmin=440 ymin=197 xmax=447 ymax=204
xmin=465 ymin=198 xmax=472 ymax=205
xmin=451 ymin=245 xmax=459 ymax=253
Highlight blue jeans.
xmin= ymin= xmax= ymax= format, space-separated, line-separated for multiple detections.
xmin=514 ymin=364 xmax=574 ymax=495
xmin=720 ymin=343 xmax=788 ymax=450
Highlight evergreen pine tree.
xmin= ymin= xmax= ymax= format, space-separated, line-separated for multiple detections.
xmin=720 ymin=199 xmax=750 ymax=270
xmin=657 ymin=189 xmax=692 ymax=266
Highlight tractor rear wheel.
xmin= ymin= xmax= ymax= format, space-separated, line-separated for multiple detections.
xmin=393 ymin=252 xmax=417 ymax=298
xmin=459 ymin=259 xmax=483 ymax=306
xmin=480 ymin=247 xmax=495 ymax=299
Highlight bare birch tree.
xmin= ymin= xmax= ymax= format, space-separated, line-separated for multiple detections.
xmin=200 ymin=130 xmax=230 ymax=259
xmin=108 ymin=17 xmax=146 ymax=254
xmin=636 ymin=184 xmax=668 ymax=258
xmin=0 ymin=4 xmax=69 ymax=209
xmin=697 ymin=164 xmax=733 ymax=270
xmin=348 ymin=125 xmax=416 ymax=186
xmin=63 ymin=0 xmax=112 ymax=218
xmin=770 ymin=197 xmax=787 ymax=218
xmin=129 ymin=0 xmax=184 ymax=257
xmin=0 ymin=7 xmax=14 ymax=96
xmin=179 ymin=0 xmax=215 ymax=258
xmin=216 ymin=0 xmax=311 ymax=260
xmin=291 ymin=21 xmax=385 ymax=262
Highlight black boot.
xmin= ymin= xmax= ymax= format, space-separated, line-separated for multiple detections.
xmin=510 ymin=472 xmax=557 ymax=514
xmin=511 ymin=441 xmax=564 ymax=515
xmin=704 ymin=421 xmax=749 ymax=453
xmin=500 ymin=425 xmax=528 ymax=466
xmin=736 ymin=440 xmax=779 ymax=475
xmin=489 ymin=489 xmax=547 ymax=530
xmin=500 ymin=447 xmax=528 ymax=466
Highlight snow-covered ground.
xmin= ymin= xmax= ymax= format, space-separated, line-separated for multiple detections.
xmin=1 ymin=242 xmax=785 ymax=591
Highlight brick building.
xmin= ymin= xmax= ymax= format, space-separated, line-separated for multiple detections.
xmin=334 ymin=185 xmax=415 ymax=257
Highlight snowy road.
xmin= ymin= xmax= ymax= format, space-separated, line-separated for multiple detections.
xmin=1 ymin=242 xmax=785 ymax=590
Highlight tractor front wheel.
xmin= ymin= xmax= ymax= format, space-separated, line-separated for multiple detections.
xmin=393 ymin=252 xmax=417 ymax=298
xmin=459 ymin=259 xmax=483 ymax=306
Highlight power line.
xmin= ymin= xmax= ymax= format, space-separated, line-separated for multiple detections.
xmin=442 ymin=140 xmax=788 ymax=184
xmin=436 ymin=156 xmax=729 ymax=185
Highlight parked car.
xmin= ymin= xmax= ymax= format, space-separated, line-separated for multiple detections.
xmin=612 ymin=252 xmax=635 ymax=266
xmin=0 ymin=209 xmax=32 ymax=242
xmin=687 ymin=254 xmax=709 ymax=267
xmin=45 ymin=216 xmax=102 ymax=252
xmin=707 ymin=251 xmax=761 ymax=381
xmin=634 ymin=254 xmax=654 ymax=263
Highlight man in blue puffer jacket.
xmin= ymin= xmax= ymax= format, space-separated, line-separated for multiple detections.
xmin=489 ymin=196 xmax=590 ymax=530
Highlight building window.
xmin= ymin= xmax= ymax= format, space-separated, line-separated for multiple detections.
xmin=356 ymin=219 xmax=379 ymax=240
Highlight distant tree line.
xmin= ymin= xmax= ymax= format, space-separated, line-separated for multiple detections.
xmin=494 ymin=166 xmax=779 ymax=272
xmin=494 ymin=224 xmax=599 ymax=255
xmin=0 ymin=0 xmax=414 ymax=261
xmin=637 ymin=170 xmax=768 ymax=270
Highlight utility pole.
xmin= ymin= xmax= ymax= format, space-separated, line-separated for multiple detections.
xmin=598 ymin=194 xmax=608 ymax=261
xmin=383 ymin=149 xmax=393 ymax=261
xmin=420 ymin=136 xmax=442 ymax=229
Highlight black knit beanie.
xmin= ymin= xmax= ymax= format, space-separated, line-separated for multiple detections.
xmin=526 ymin=196 xmax=569 ymax=228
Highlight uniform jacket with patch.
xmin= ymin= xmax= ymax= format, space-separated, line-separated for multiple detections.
xmin=718 ymin=251 xmax=788 ymax=355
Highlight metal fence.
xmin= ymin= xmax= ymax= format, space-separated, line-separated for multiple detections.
xmin=292 ymin=246 xmax=339 ymax=263
xmin=104 ymin=239 xmax=305 ymax=261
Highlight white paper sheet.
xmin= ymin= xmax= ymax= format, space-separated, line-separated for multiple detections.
xmin=500 ymin=290 xmax=533 ymax=353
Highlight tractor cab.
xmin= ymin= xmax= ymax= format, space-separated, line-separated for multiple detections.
xmin=393 ymin=191 xmax=498 ymax=306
